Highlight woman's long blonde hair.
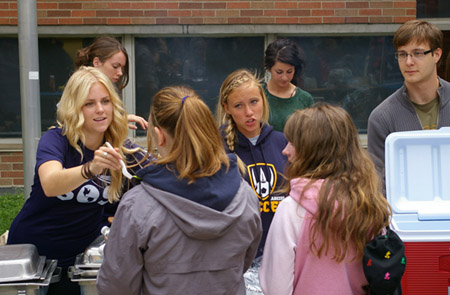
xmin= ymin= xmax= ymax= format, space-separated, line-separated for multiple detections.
xmin=56 ymin=66 xmax=132 ymax=202
xmin=148 ymin=86 xmax=230 ymax=182
xmin=283 ymin=103 xmax=391 ymax=262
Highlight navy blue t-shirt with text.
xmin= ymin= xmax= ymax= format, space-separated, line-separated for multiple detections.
xmin=7 ymin=128 xmax=146 ymax=267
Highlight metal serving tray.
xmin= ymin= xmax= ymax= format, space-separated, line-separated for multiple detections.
xmin=68 ymin=266 xmax=98 ymax=295
xmin=74 ymin=235 xmax=105 ymax=269
xmin=68 ymin=266 xmax=98 ymax=280
xmin=0 ymin=244 xmax=46 ymax=283
xmin=0 ymin=259 xmax=60 ymax=295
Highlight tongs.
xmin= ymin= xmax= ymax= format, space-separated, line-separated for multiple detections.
xmin=105 ymin=142 xmax=133 ymax=179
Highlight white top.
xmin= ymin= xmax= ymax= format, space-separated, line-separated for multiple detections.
xmin=259 ymin=196 xmax=306 ymax=295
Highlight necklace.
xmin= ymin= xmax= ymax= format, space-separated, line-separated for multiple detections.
xmin=289 ymin=86 xmax=297 ymax=97
xmin=268 ymin=82 xmax=296 ymax=98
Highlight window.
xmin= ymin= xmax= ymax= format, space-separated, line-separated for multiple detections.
xmin=0 ymin=38 xmax=20 ymax=137
xmin=0 ymin=37 xmax=84 ymax=138
xmin=289 ymin=36 xmax=403 ymax=132
xmin=39 ymin=38 xmax=78 ymax=130
xmin=417 ymin=0 xmax=450 ymax=18
xmin=2 ymin=33 xmax=450 ymax=138
xmin=134 ymin=37 xmax=265 ymax=136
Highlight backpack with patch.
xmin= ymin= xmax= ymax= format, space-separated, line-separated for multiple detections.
xmin=363 ymin=228 xmax=407 ymax=295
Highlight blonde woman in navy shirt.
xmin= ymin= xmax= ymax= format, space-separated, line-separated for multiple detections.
xmin=217 ymin=69 xmax=288 ymax=257
xmin=8 ymin=67 xmax=148 ymax=295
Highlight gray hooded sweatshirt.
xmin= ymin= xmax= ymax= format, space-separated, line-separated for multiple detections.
xmin=97 ymin=156 xmax=262 ymax=295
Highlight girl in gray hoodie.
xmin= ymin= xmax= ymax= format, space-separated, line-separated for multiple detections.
xmin=97 ymin=86 xmax=262 ymax=295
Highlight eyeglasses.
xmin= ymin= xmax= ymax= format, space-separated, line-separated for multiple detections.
xmin=394 ymin=49 xmax=434 ymax=61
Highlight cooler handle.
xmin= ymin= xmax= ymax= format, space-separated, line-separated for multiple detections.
xmin=418 ymin=211 xmax=450 ymax=221
xmin=440 ymin=255 xmax=450 ymax=272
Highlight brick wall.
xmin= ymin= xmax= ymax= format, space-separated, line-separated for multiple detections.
xmin=0 ymin=1 xmax=416 ymax=25
xmin=0 ymin=152 xmax=24 ymax=188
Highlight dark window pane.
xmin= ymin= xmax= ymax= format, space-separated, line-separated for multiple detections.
xmin=6 ymin=33 xmax=450 ymax=138
xmin=417 ymin=0 xmax=450 ymax=18
xmin=0 ymin=38 xmax=21 ymax=137
xmin=443 ymin=33 xmax=450 ymax=82
xmin=290 ymin=36 xmax=403 ymax=133
xmin=0 ymin=37 xmax=82 ymax=138
xmin=39 ymin=38 xmax=77 ymax=132
xmin=135 ymin=37 xmax=265 ymax=136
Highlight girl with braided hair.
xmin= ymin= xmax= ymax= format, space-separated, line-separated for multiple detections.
xmin=217 ymin=69 xmax=288 ymax=257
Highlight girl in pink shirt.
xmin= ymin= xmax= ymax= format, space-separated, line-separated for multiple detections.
xmin=259 ymin=104 xmax=392 ymax=295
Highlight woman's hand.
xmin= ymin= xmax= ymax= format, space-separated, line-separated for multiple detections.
xmin=39 ymin=144 xmax=123 ymax=197
xmin=127 ymin=114 xmax=148 ymax=130
xmin=90 ymin=145 xmax=123 ymax=175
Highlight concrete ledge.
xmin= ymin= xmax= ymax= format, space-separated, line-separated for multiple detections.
xmin=0 ymin=23 xmax=404 ymax=37
xmin=0 ymin=138 xmax=22 ymax=152
xmin=0 ymin=187 xmax=24 ymax=195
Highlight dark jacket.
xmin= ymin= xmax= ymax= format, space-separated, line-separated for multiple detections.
xmin=222 ymin=123 xmax=288 ymax=256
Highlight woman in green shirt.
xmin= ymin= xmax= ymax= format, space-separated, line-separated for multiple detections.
xmin=264 ymin=38 xmax=314 ymax=132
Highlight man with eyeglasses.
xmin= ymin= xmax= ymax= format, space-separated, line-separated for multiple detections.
xmin=367 ymin=20 xmax=450 ymax=190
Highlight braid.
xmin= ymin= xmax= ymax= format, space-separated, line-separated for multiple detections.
xmin=222 ymin=75 xmax=249 ymax=100
xmin=225 ymin=114 xmax=247 ymax=176
xmin=225 ymin=115 xmax=236 ymax=152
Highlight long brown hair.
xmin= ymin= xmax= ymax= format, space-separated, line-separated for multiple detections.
xmin=75 ymin=36 xmax=129 ymax=90
xmin=148 ymin=86 xmax=229 ymax=183
xmin=264 ymin=38 xmax=306 ymax=87
xmin=283 ymin=103 xmax=391 ymax=262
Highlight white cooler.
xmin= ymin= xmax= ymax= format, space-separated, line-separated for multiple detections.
xmin=385 ymin=127 xmax=450 ymax=295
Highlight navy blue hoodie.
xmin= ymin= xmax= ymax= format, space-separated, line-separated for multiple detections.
xmin=136 ymin=154 xmax=241 ymax=212
xmin=222 ymin=124 xmax=288 ymax=256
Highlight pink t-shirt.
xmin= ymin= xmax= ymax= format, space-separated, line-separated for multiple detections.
xmin=259 ymin=178 xmax=368 ymax=295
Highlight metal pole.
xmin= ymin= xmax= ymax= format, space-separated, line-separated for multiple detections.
xmin=123 ymin=35 xmax=136 ymax=138
xmin=17 ymin=0 xmax=41 ymax=199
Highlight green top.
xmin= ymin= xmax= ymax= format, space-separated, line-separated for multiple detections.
xmin=412 ymin=96 xmax=439 ymax=130
xmin=263 ymin=83 xmax=314 ymax=132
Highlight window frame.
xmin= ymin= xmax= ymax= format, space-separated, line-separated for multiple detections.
xmin=2 ymin=22 xmax=450 ymax=148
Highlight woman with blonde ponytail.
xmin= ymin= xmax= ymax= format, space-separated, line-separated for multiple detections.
xmin=217 ymin=69 xmax=288 ymax=257
xmin=98 ymin=86 xmax=262 ymax=295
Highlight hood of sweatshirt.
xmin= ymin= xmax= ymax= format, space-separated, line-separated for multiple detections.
xmin=221 ymin=123 xmax=283 ymax=155
xmin=136 ymin=154 xmax=241 ymax=211
xmin=235 ymin=123 xmax=274 ymax=149
xmin=289 ymin=178 xmax=325 ymax=215
xmin=221 ymin=123 xmax=287 ymax=197
xmin=135 ymin=154 xmax=249 ymax=240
